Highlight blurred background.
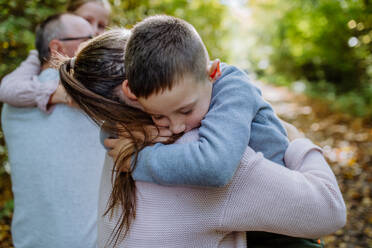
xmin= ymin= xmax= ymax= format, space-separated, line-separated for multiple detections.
xmin=0 ymin=0 xmax=371 ymax=247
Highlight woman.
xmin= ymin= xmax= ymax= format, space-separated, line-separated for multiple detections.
xmin=59 ymin=29 xmax=346 ymax=248
xmin=0 ymin=0 xmax=111 ymax=110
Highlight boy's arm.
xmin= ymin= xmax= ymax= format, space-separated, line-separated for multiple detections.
xmin=0 ymin=50 xmax=59 ymax=112
xmin=133 ymin=66 xmax=261 ymax=186
xmin=218 ymin=139 xmax=346 ymax=238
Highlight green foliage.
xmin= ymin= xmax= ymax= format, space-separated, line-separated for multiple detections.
xmin=0 ymin=0 xmax=67 ymax=78
xmin=0 ymin=0 xmax=229 ymax=79
xmin=110 ymin=0 xmax=228 ymax=61
xmin=247 ymin=0 xmax=372 ymax=117
xmin=306 ymin=79 xmax=372 ymax=117
xmin=0 ymin=199 xmax=13 ymax=219
xmin=0 ymin=126 xmax=8 ymax=177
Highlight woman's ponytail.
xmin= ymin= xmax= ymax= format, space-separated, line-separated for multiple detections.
xmin=58 ymin=30 xmax=154 ymax=247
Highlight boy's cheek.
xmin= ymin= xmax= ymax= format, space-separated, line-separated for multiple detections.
xmin=185 ymin=101 xmax=210 ymax=131
xmin=185 ymin=114 xmax=203 ymax=131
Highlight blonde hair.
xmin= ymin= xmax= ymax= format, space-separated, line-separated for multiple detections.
xmin=66 ymin=0 xmax=111 ymax=12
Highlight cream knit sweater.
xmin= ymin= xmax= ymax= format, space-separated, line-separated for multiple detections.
xmin=97 ymin=132 xmax=346 ymax=248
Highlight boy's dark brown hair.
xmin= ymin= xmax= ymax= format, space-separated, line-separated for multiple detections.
xmin=125 ymin=15 xmax=210 ymax=98
xmin=59 ymin=29 xmax=154 ymax=247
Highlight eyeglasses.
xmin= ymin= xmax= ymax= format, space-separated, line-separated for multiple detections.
xmin=58 ymin=35 xmax=93 ymax=41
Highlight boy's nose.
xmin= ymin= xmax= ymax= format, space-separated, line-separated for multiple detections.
xmin=170 ymin=123 xmax=186 ymax=134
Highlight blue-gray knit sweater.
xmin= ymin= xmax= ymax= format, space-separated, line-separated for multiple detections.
xmin=131 ymin=64 xmax=289 ymax=186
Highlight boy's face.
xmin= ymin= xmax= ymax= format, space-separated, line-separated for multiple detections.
xmin=137 ymin=75 xmax=213 ymax=134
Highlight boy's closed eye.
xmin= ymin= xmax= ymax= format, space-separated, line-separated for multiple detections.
xmin=152 ymin=109 xmax=193 ymax=120
xmin=152 ymin=115 xmax=164 ymax=120
xmin=180 ymin=109 xmax=193 ymax=115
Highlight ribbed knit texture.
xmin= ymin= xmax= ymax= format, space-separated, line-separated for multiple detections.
xmin=97 ymin=132 xmax=346 ymax=248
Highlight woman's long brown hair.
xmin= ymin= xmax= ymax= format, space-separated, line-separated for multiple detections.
xmin=58 ymin=29 xmax=153 ymax=247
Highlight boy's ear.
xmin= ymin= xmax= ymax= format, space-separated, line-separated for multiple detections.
xmin=121 ymin=80 xmax=138 ymax=101
xmin=208 ymin=59 xmax=221 ymax=83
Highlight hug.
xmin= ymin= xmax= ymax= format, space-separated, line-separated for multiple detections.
xmin=0 ymin=1 xmax=346 ymax=247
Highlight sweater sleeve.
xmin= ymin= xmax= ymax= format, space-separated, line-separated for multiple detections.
xmin=132 ymin=65 xmax=260 ymax=187
xmin=218 ymin=138 xmax=346 ymax=238
xmin=0 ymin=50 xmax=59 ymax=112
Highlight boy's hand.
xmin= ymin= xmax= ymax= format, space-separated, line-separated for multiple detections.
xmin=116 ymin=125 xmax=173 ymax=143
xmin=104 ymin=125 xmax=173 ymax=172
xmin=281 ymin=120 xmax=305 ymax=141
xmin=104 ymin=137 xmax=133 ymax=172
